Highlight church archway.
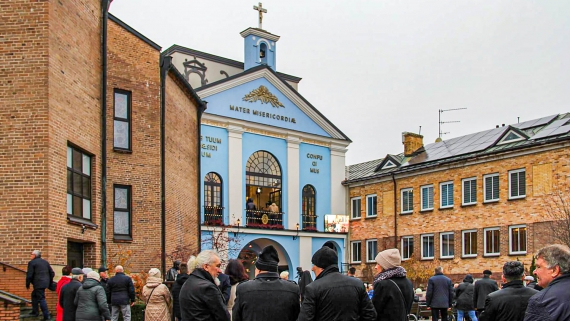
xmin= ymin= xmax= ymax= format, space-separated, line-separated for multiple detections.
xmin=245 ymin=151 xmax=283 ymax=228
xmin=237 ymin=238 xmax=292 ymax=280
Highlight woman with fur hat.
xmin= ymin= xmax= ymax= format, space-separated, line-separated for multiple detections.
xmin=371 ymin=248 xmax=414 ymax=321
xmin=143 ymin=268 xmax=172 ymax=321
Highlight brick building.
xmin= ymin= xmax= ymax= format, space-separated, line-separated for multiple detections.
xmin=344 ymin=114 xmax=570 ymax=282
xmin=0 ymin=0 xmax=204 ymax=313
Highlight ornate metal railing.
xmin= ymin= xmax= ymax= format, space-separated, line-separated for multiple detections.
xmin=203 ymin=206 xmax=224 ymax=225
xmin=302 ymin=214 xmax=317 ymax=231
xmin=245 ymin=209 xmax=284 ymax=229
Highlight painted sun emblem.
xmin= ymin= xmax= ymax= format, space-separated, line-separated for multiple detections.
xmin=242 ymin=85 xmax=284 ymax=108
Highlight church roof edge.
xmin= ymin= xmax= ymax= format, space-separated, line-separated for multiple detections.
xmin=240 ymin=27 xmax=280 ymax=41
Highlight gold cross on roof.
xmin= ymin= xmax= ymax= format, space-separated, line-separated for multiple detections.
xmin=253 ymin=2 xmax=267 ymax=29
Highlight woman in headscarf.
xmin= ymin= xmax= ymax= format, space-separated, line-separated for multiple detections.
xmin=142 ymin=268 xmax=172 ymax=321
xmin=224 ymin=259 xmax=249 ymax=319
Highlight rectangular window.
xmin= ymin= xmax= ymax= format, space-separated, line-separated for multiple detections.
xmin=462 ymin=229 xmax=478 ymax=257
xmin=401 ymin=236 xmax=414 ymax=260
xmin=440 ymin=232 xmax=455 ymax=259
xmin=484 ymin=227 xmax=500 ymax=256
xmin=113 ymin=90 xmax=131 ymax=151
xmin=113 ymin=185 xmax=132 ymax=239
xmin=366 ymin=194 xmax=377 ymax=217
xmin=509 ymin=225 xmax=527 ymax=255
xmin=440 ymin=182 xmax=454 ymax=208
xmin=401 ymin=188 xmax=413 ymax=214
xmin=484 ymin=173 xmax=499 ymax=202
xmin=462 ymin=177 xmax=477 ymax=205
xmin=421 ymin=185 xmax=434 ymax=211
xmin=67 ymin=146 xmax=92 ymax=220
xmin=509 ymin=169 xmax=526 ymax=199
xmin=421 ymin=234 xmax=435 ymax=259
xmin=366 ymin=239 xmax=378 ymax=262
xmin=351 ymin=197 xmax=361 ymax=219
xmin=351 ymin=241 xmax=362 ymax=263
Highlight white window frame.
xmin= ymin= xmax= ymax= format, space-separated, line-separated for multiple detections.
xmin=508 ymin=169 xmax=526 ymax=200
xmin=401 ymin=188 xmax=413 ymax=214
xmin=462 ymin=229 xmax=478 ymax=258
xmin=421 ymin=184 xmax=434 ymax=211
xmin=366 ymin=194 xmax=377 ymax=218
xmin=462 ymin=177 xmax=477 ymax=205
xmin=383 ymin=160 xmax=396 ymax=169
xmin=351 ymin=197 xmax=361 ymax=219
xmin=366 ymin=239 xmax=378 ymax=262
xmin=440 ymin=181 xmax=454 ymax=209
xmin=484 ymin=227 xmax=500 ymax=257
xmin=421 ymin=234 xmax=435 ymax=259
xmin=483 ymin=173 xmax=500 ymax=203
xmin=509 ymin=225 xmax=527 ymax=255
xmin=401 ymin=236 xmax=414 ymax=261
xmin=440 ymin=232 xmax=455 ymax=259
xmin=351 ymin=241 xmax=362 ymax=263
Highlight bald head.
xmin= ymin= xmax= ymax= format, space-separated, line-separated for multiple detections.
xmin=115 ymin=265 xmax=124 ymax=273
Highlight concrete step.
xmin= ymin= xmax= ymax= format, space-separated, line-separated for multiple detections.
xmin=20 ymin=306 xmax=54 ymax=321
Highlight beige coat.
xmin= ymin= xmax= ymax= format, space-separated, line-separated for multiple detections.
xmin=142 ymin=276 xmax=172 ymax=321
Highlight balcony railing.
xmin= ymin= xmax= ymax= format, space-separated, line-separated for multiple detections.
xmin=204 ymin=206 xmax=224 ymax=225
xmin=302 ymin=214 xmax=317 ymax=231
xmin=246 ymin=209 xmax=284 ymax=229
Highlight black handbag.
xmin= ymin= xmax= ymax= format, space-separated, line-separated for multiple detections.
xmin=48 ymin=281 xmax=57 ymax=291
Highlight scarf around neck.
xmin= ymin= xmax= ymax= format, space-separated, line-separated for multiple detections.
xmin=373 ymin=266 xmax=407 ymax=285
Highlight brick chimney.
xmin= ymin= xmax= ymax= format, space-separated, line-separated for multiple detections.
xmin=402 ymin=132 xmax=424 ymax=156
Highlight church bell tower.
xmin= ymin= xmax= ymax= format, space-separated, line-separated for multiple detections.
xmin=242 ymin=3 xmax=280 ymax=71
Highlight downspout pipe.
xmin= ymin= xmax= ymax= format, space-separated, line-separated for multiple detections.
xmin=392 ymin=173 xmax=398 ymax=248
xmin=197 ymin=102 xmax=207 ymax=252
xmin=159 ymin=56 xmax=171 ymax=278
xmin=100 ymin=0 xmax=111 ymax=268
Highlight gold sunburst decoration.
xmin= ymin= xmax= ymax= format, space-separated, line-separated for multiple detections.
xmin=242 ymin=85 xmax=284 ymax=108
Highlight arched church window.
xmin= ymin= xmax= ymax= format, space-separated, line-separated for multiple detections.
xmin=260 ymin=43 xmax=267 ymax=64
xmin=302 ymin=185 xmax=316 ymax=230
xmin=245 ymin=151 xmax=283 ymax=227
xmin=204 ymin=172 xmax=223 ymax=224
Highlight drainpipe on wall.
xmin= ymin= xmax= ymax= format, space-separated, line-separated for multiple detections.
xmin=196 ymin=102 xmax=206 ymax=252
xmin=392 ymin=173 xmax=398 ymax=248
xmin=100 ymin=0 xmax=111 ymax=268
xmin=159 ymin=56 xmax=170 ymax=278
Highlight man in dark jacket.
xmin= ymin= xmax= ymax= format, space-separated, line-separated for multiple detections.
xmin=298 ymin=245 xmax=376 ymax=321
xmin=473 ymin=269 xmax=498 ymax=317
xmin=166 ymin=260 xmax=180 ymax=282
xmin=479 ymin=261 xmax=538 ymax=321
xmin=179 ymin=250 xmax=230 ymax=321
xmin=107 ymin=265 xmax=135 ymax=321
xmin=524 ymin=244 xmax=570 ymax=321
xmin=172 ymin=263 xmax=189 ymax=321
xmin=233 ymin=245 xmax=300 ymax=321
xmin=372 ymin=248 xmax=414 ymax=321
xmin=426 ymin=266 xmax=454 ymax=321
xmin=99 ymin=266 xmax=111 ymax=314
xmin=26 ymin=249 xmax=55 ymax=320
xmin=59 ymin=268 xmax=84 ymax=321
xmin=455 ymin=275 xmax=477 ymax=321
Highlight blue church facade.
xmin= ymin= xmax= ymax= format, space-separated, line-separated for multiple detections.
xmin=164 ymin=25 xmax=351 ymax=278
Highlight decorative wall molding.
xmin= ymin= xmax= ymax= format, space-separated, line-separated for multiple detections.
xmin=202 ymin=119 xmax=228 ymax=128
xmin=301 ymin=138 xmax=331 ymax=148
xmin=244 ymin=127 xmax=287 ymax=139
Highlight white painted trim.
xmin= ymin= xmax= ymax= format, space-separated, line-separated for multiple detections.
xmin=331 ymin=151 xmax=347 ymax=215
xmin=240 ymin=28 xmax=281 ymax=41
xmin=227 ymin=125 xmax=244 ymax=224
xmin=462 ymin=229 xmax=478 ymax=258
xmin=439 ymin=232 xmax=455 ymax=259
xmin=365 ymin=194 xmax=377 ymax=218
xmin=201 ymin=225 xmax=348 ymax=239
xmin=483 ymin=227 xmax=501 ymax=256
xmin=483 ymin=173 xmax=500 ymax=203
xmin=287 ymin=137 xmax=300 ymax=230
xmin=439 ymin=181 xmax=454 ymax=208
xmin=401 ymin=236 xmax=414 ymax=260
xmin=365 ymin=239 xmax=377 ymax=262
xmin=421 ymin=234 xmax=435 ymax=259
xmin=350 ymin=197 xmax=362 ymax=219
xmin=420 ymin=184 xmax=434 ymax=211
xmin=351 ymin=240 xmax=362 ymax=263
xmin=508 ymin=168 xmax=526 ymax=200
xmin=401 ymin=188 xmax=413 ymax=214
xmin=509 ymin=224 xmax=527 ymax=255
xmin=461 ymin=177 xmax=477 ymax=205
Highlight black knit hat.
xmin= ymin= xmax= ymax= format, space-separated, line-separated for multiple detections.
xmin=322 ymin=241 xmax=337 ymax=253
xmin=311 ymin=246 xmax=338 ymax=268
xmin=255 ymin=245 xmax=279 ymax=272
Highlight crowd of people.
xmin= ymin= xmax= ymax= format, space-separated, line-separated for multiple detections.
xmin=25 ymin=243 xmax=570 ymax=321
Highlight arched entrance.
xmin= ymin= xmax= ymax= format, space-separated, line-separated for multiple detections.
xmin=245 ymin=151 xmax=283 ymax=228
xmin=237 ymin=238 xmax=292 ymax=280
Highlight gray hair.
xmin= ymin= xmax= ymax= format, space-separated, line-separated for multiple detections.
xmin=195 ymin=250 xmax=220 ymax=268
xmin=32 ymin=250 xmax=41 ymax=258
xmin=536 ymin=244 xmax=570 ymax=274
xmin=435 ymin=266 xmax=443 ymax=274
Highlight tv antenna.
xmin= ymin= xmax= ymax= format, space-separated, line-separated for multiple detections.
xmin=439 ymin=108 xmax=467 ymax=139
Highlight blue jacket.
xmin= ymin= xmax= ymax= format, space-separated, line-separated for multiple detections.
xmin=426 ymin=273 xmax=453 ymax=309
xmin=524 ymin=273 xmax=570 ymax=321
xmin=107 ymin=272 xmax=135 ymax=305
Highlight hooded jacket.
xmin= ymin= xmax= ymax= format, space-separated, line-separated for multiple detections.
xmin=171 ymin=273 xmax=189 ymax=320
xmin=74 ymin=278 xmax=111 ymax=321
xmin=142 ymin=276 xmax=171 ymax=321
xmin=179 ymin=268 xmax=230 ymax=321
xmin=455 ymin=275 xmax=475 ymax=311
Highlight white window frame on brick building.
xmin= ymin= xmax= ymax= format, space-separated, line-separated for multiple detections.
xmin=113 ymin=185 xmax=132 ymax=240
xmin=113 ymin=89 xmax=132 ymax=151
xmin=484 ymin=227 xmax=500 ymax=256
xmin=67 ymin=146 xmax=92 ymax=221
xmin=401 ymin=236 xmax=414 ymax=260
xmin=462 ymin=177 xmax=477 ymax=205
xmin=401 ymin=188 xmax=413 ymax=214
xmin=351 ymin=241 xmax=362 ymax=263
xmin=440 ymin=232 xmax=455 ymax=259
xmin=440 ymin=181 xmax=454 ymax=208
xmin=462 ymin=229 xmax=478 ymax=258
xmin=483 ymin=173 xmax=499 ymax=203
xmin=351 ymin=197 xmax=361 ymax=219
xmin=508 ymin=169 xmax=526 ymax=200
xmin=366 ymin=239 xmax=377 ymax=262
xmin=421 ymin=234 xmax=435 ymax=259
xmin=509 ymin=224 xmax=527 ymax=255
xmin=421 ymin=184 xmax=434 ymax=211
xmin=366 ymin=194 xmax=377 ymax=218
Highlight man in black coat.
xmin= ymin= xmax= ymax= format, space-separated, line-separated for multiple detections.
xmin=98 ymin=266 xmax=111 ymax=313
xmin=298 ymin=245 xmax=377 ymax=321
xmin=59 ymin=268 xmax=84 ymax=321
xmin=426 ymin=266 xmax=454 ymax=321
xmin=479 ymin=261 xmax=538 ymax=321
xmin=26 ymin=249 xmax=55 ymax=320
xmin=473 ymin=269 xmax=498 ymax=317
xmin=107 ymin=265 xmax=135 ymax=321
xmin=179 ymin=250 xmax=229 ymax=321
xmin=217 ymin=272 xmax=231 ymax=304
xmin=172 ymin=263 xmax=189 ymax=321
xmin=233 ymin=245 xmax=300 ymax=321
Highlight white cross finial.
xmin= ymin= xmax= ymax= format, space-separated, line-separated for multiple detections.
xmin=253 ymin=2 xmax=267 ymax=29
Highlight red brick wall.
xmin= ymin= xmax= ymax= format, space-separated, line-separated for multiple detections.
xmin=0 ymin=304 xmax=20 ymax=321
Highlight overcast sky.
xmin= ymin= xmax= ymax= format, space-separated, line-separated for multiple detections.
xmin=110 ymin=1 xmax=570 ymax=165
